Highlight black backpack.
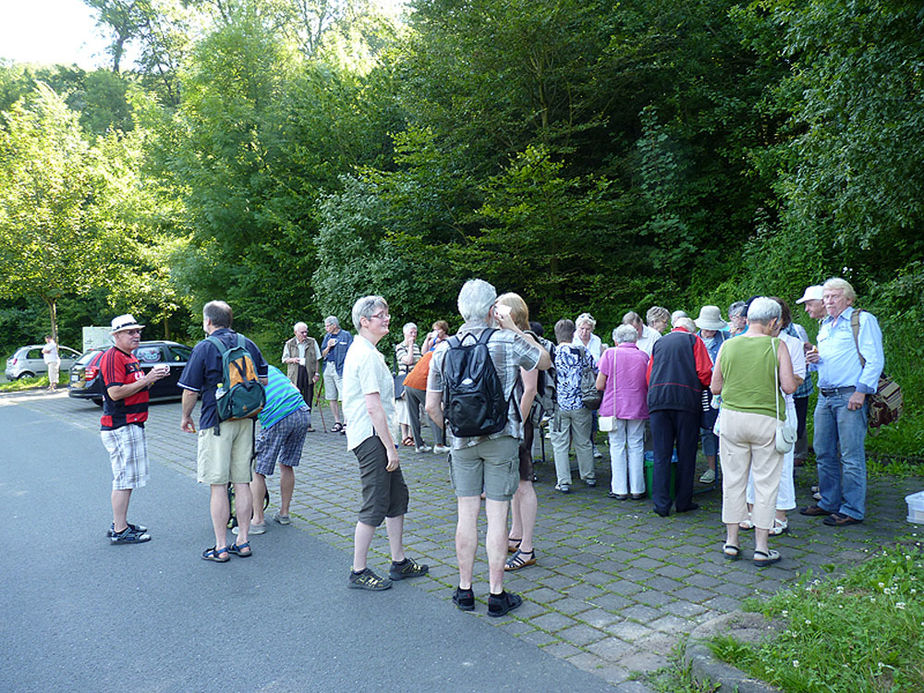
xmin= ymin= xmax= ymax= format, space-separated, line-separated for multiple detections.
xmin=442 ymin=328 xmax=510 ymax=437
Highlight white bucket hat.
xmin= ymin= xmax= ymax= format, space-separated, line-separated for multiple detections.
xmin=694 ymin=305 xmax=727 ymax=331
xmin=110 ymin=314 xmax=145 ymax=333
xmin=795 ymin=285 xmax=823 ymax=304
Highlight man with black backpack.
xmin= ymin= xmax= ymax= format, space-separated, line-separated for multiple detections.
xmin=179 ymin=301 xmax=268 ymax=563
xmin=426 ymin=279 xmax=551 ymax=617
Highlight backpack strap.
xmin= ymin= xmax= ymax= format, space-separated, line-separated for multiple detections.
xmin=206 ymin=334 xmax=228 ymax=355
xmin=850 ymin=310 xmax=867 ymax=368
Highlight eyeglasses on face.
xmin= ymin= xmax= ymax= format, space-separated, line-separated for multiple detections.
xmin=368 ymin=313 xmax=391 ymax=321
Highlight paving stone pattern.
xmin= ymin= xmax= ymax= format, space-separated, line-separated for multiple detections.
xmin=18 ymin=391 xmax=923 ymax=689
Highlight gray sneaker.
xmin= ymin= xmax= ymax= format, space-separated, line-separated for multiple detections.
xmin=110 ymin=526 xmax=151 ymax=544
xmin=389 ymin=557 xmax=429 ymax=581
xmin=107 ymin=522 xmax=148 ymax=538
xmin=232 ymin=522 xmax=266 ymax=535
xmin=272 ymin=512 xmax=291 ymax=525
xmin=348 ymin=568 xmax=392 ymax=591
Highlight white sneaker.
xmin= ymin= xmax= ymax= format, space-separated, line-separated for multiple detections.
xmin=592 ymin=446 xmax=603 ymax=460
xmin=415 ymin=445 xmax=432 ymax=453
xmin=699 ymin=469 xmax=716 ymax=484
xmin=433 ymin=444 xmax=450 ymax=454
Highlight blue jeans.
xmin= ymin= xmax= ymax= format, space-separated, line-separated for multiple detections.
xmin=813 ymin=389 xmax=868 ymax=520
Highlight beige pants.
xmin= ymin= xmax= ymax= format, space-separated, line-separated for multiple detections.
xmin=718 ymin=409 xmax=783 ymax=529
xmin=47 ymin=361 xmax=60 ymax=385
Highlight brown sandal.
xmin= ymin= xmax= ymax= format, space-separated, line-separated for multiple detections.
xmin=507 ymin=538 xmax=522 ymax=554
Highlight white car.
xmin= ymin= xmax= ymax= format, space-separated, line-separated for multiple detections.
xmin=5 ymin=344 xmax=81 ymax=380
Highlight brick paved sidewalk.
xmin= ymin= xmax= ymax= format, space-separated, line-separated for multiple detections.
xmin=18 ymin=391 xmax=923 ymax=689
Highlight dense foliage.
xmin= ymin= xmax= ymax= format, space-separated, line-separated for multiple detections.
xmin=0 ymin=0 xmax=921 ymax=447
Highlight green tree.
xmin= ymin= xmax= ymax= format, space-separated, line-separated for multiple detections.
xmin=0 ymin=85 xmax=117 ymax=341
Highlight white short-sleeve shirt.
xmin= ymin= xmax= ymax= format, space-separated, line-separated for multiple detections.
xmin=342 ymin=334 xmax=397 ymax=451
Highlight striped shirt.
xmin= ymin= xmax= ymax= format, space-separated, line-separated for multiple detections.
xmin=258 ymin=366 xmax=309 ymax=429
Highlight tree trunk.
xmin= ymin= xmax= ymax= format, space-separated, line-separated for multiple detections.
xmin=43 ymin=296 xmax=58 ymax=344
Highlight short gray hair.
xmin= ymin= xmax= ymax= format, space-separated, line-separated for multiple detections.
xmin=823 ymin=277 xmax=856 ymax=303
xmin=622 ymin=311 xmax=642 ymax=327
xmin=614 ymin=324 xmax=638 ymax=344
xmin=675 ymin=317 xmax=696 ymax=333
xmin=747 ymin=297 xmax=781 ymax=325
xmin=293 ymin=321 xmax=307 ymax=332
xmin=203 ymin=300 xmax=232 ymax=328
xmin=646 ymin=306 xmax=669 ymax=325
xmin=576 ymin=312 xmax=596 ymax=329
xmin=324 ymin=316 xmax=340 ymax=328
xmin=457 ymin=279 xmax=497 ymax=322
xmin=728 ymin=301 xmax=747 ymax=319
xmin=671 ymin=310 xmax=688 ymax=327
xmin=351 ymin=296 xmax=388 ymax=331
xmin=403 ymin=322 xmax=417 ymax=335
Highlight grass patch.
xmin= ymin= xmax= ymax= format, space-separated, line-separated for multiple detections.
xmin=710 ymin=541 xmax=924 ymax=692
xmin=643 ymin=638 xmax=719 ymax=693
xmin=0 ymin=375 xmax=54 ymax=392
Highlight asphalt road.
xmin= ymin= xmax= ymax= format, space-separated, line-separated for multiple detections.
xmin=0 ymin=399 xmax=613 ymax=692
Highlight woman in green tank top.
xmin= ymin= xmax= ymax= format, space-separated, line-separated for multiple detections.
xmin=710 ymin=298 xmax=798 ymax=568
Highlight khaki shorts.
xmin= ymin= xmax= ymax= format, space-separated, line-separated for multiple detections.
xmin=197 ymin=419 xmax=254 ymax=485
xmin=323 ymin=362 xmax=343 ymax=400
xmin=450 ymin=436 xmax=519 ymax=501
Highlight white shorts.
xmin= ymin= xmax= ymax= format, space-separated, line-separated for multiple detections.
xmin=101 ymin=424 xmax=149 ymax=491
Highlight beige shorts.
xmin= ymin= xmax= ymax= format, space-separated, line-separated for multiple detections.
xmin=196 ymin=419 xmax=254 ymax=485
xmin=323 ymin=362 xmax=343 ymax=400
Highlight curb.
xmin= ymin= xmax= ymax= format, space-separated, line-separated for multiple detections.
xmin=684 ymin=611 xmax=782 ymax=693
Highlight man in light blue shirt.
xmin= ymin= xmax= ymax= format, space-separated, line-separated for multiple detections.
xmin=801 ymin=278 xmax=883 ymax=526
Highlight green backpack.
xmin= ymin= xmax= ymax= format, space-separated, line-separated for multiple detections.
xmin=206 ymin=334 xmax=265 ymax=421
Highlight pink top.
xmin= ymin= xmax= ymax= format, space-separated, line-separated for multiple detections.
xmin=598 ymin=344 xmax=650 ymax=420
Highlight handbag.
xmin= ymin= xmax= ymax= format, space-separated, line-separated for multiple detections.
xmin=850 ymin=310 xmax=902 ymax=428
xmin=599 ymin=416 xmax=616 ymax=432
xmin=773 ymin=339 xmax=796 ymax=454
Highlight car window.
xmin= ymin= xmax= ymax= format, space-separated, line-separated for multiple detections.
xmin=168 ymin=345 xmax=192 ymax=362
xmin=75 ymin=350 xmax=103 ymax=366
xmin=61 ymin=347 xmax=81 ymax=359
xmin=134 ymin=346 xmax=163 ymax=364
xmin=27 ymin=348 xmax=44 ymax=360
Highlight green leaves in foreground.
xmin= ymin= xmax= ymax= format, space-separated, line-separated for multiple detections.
xmin=712 ymin=543 xmax=924 ymax=692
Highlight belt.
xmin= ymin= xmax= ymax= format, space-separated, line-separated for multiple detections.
xmin=819 ymin=386 xmax=855 ymax=397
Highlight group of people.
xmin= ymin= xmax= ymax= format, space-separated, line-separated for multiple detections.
xmin=94 ymin=275 xmax=883 ymax=616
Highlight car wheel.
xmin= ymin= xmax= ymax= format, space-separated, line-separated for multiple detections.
xmin=17 ymin=371 xmax=35 ymax=380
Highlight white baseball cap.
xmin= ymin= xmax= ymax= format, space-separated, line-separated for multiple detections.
xmin=795 ymin=286 xmax=823 ymax=304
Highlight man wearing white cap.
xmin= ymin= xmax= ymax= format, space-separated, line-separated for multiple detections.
xmin=796 ymin=285 xmax=825 ymax=321
xmin=99 ymin=314 xmax=170 ymax=544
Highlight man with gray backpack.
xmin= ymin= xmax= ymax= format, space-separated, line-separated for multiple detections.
xmin=426 ymin=279 xmax=551 ymax=617
xmin=180 ymin=300 xmax=268 ymax=562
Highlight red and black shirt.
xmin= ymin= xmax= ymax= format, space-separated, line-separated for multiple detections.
xmin=99 ymin=346 xmax=149 ymax=430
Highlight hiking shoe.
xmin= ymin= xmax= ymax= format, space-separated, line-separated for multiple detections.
xmin=453 ymin=587 xmax=475 ymax=612
xmin=110 ymin=526 xmax=151 ymax=544
xmin=272 ymin=512 xmax=291 ymax=525
xmin=389 ymin=557 xmax=429 ymax=581
xmin=555 ymin=483 xmax=571 ymax=494
xmin=487 ymin=591 xmax=523 ymax=617
xmin=584 ymin=478 xmax=597 ymax=487
xmin=433 ymin=444 xmax=450 ymax=454
xmin=699 ymin=468 xmax=716 ymax=484
xmin=232 ymin=522 xmax=266 ymax=535
xmin=348 ymin=568 xmax=392 ymax=591
xmin=107 ymin=522 xmax=148 ymax=538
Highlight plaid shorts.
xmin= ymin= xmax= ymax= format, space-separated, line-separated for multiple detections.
xmin=255 ymin=407 xmax=309 ymax=476
xmin=101 ymin=424 xmax=149 ymax=491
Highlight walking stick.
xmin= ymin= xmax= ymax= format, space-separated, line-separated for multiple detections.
xmin=314 ymin=378 xmax=327 ymax=431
